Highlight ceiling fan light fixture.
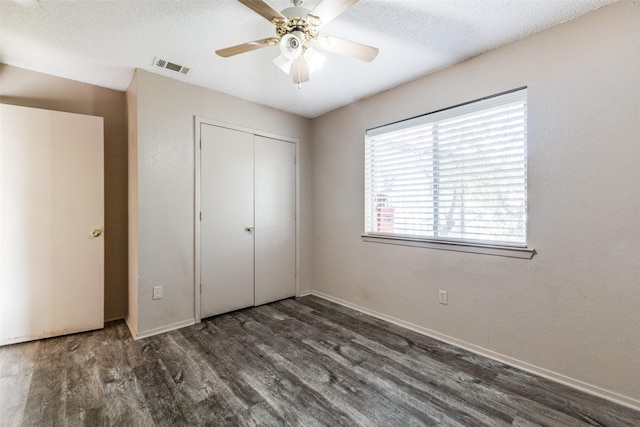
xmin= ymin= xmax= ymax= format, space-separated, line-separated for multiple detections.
xmin=304 ymin=47 xmax=325 ymax=73
xmin=273 ymin=54 xmax=292 ymax=74
xmin=274 ymin=44 xmax=324 ymax=80
xmin=279 ymin=34 xmax=303 ymax=60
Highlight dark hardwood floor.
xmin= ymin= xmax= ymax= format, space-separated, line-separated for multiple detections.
xmin=1 ymin=295 xmax=638 ymax=426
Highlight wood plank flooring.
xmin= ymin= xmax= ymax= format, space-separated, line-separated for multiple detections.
xmin=1 ymin=296 xmax=638 ymax=426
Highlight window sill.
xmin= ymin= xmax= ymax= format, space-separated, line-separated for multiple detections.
xmin=361 ymin=234 xmax=535 ymax=259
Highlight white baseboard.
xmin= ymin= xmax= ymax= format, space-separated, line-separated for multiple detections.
xmin=296 ymin=290 xmax=312 ymax=297
xmin=132 ymin=318 xmax=196 ymax=340
xmin=308 ymin=290 xmax=640 ymax=412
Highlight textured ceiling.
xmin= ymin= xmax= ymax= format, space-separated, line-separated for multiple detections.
xmin=0 ymin=0 xmax=616 ymax=118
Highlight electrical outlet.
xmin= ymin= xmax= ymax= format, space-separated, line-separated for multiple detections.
xmin=153 ymin=286 xmax=163 ymax=300
xmin=438 ymin=290 xmax=448 ymax=305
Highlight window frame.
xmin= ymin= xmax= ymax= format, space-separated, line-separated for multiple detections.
xmin=362 ymin=88 xmax=534 ymax=258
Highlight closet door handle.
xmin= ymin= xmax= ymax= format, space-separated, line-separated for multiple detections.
xmin=245 ymin=226 xmax=254 ymax=232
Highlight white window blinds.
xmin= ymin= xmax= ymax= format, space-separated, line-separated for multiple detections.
xmin=365 ymin=88 xmax=528 ymax=247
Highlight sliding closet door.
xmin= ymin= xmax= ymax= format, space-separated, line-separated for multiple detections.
xmin=200 ymin=124 xmax=255 ymax=318
xmin=254 ymin=136 xmax=296 ymax=306
xmin=200 ymin=124 xmax=296 ymax=318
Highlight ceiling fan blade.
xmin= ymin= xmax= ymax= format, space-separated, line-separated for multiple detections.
xmin=309 ymin=0 xmax=359 ymax=26
xmin=238 ymin=0 xmax=285 ymax=22
xmin=216 ymin=38 xmax=277 ymax=57
xmin=317 ymin=35 xmax=379 ymax=62
xmin=292 ymin=56 xmax=310 ymax=84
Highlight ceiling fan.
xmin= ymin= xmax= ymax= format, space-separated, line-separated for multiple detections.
xmin=216 ymin=0 xmax=379 ymax=87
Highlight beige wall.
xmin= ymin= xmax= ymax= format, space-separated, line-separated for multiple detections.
xmin=310 ymin=1 xmax=639 ymax=407
xmin=0 ymin=64 xmax=128 ymax=321
xmin=127 ymin=69 xmax=312 ymax=336
xmin=126 ymin=71 xmax=139 ymax=333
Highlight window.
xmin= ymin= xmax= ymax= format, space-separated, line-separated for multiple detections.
xmin=364 ymin=88 xmax=528 ymax=248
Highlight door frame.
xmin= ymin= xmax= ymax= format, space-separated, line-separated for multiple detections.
xmin=194 ymin=117 xmax=300 ymax=323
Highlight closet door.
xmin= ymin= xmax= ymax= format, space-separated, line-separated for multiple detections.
xmin=200 ymin=124 xmax=255 ymax=318
xmin=254 ymin=136 xmax=296 ymax=305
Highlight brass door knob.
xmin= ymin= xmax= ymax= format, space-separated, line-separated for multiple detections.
xmin=245 ymin=226 xmax=254 ymax=232
xmin=91 ymin=228 xmax=103 ymax=238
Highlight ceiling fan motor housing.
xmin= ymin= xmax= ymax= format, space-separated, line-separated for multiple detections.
xmin=274 ymin=6 xmax=320 ymax=46
xmin=281 ymin=6 xmax=310 ymax=19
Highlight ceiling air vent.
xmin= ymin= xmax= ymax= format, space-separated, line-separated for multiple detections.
xmin=153 ymin=57 xmax=190 ymax=75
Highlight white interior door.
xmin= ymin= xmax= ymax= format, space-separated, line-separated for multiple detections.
xmin=254 ymin=136 xmax=296 ymax=306
xmin=200 ymin=124 xmax=255 ymax=318
xmin=0 ymin=104 xmax=104 ymax=345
